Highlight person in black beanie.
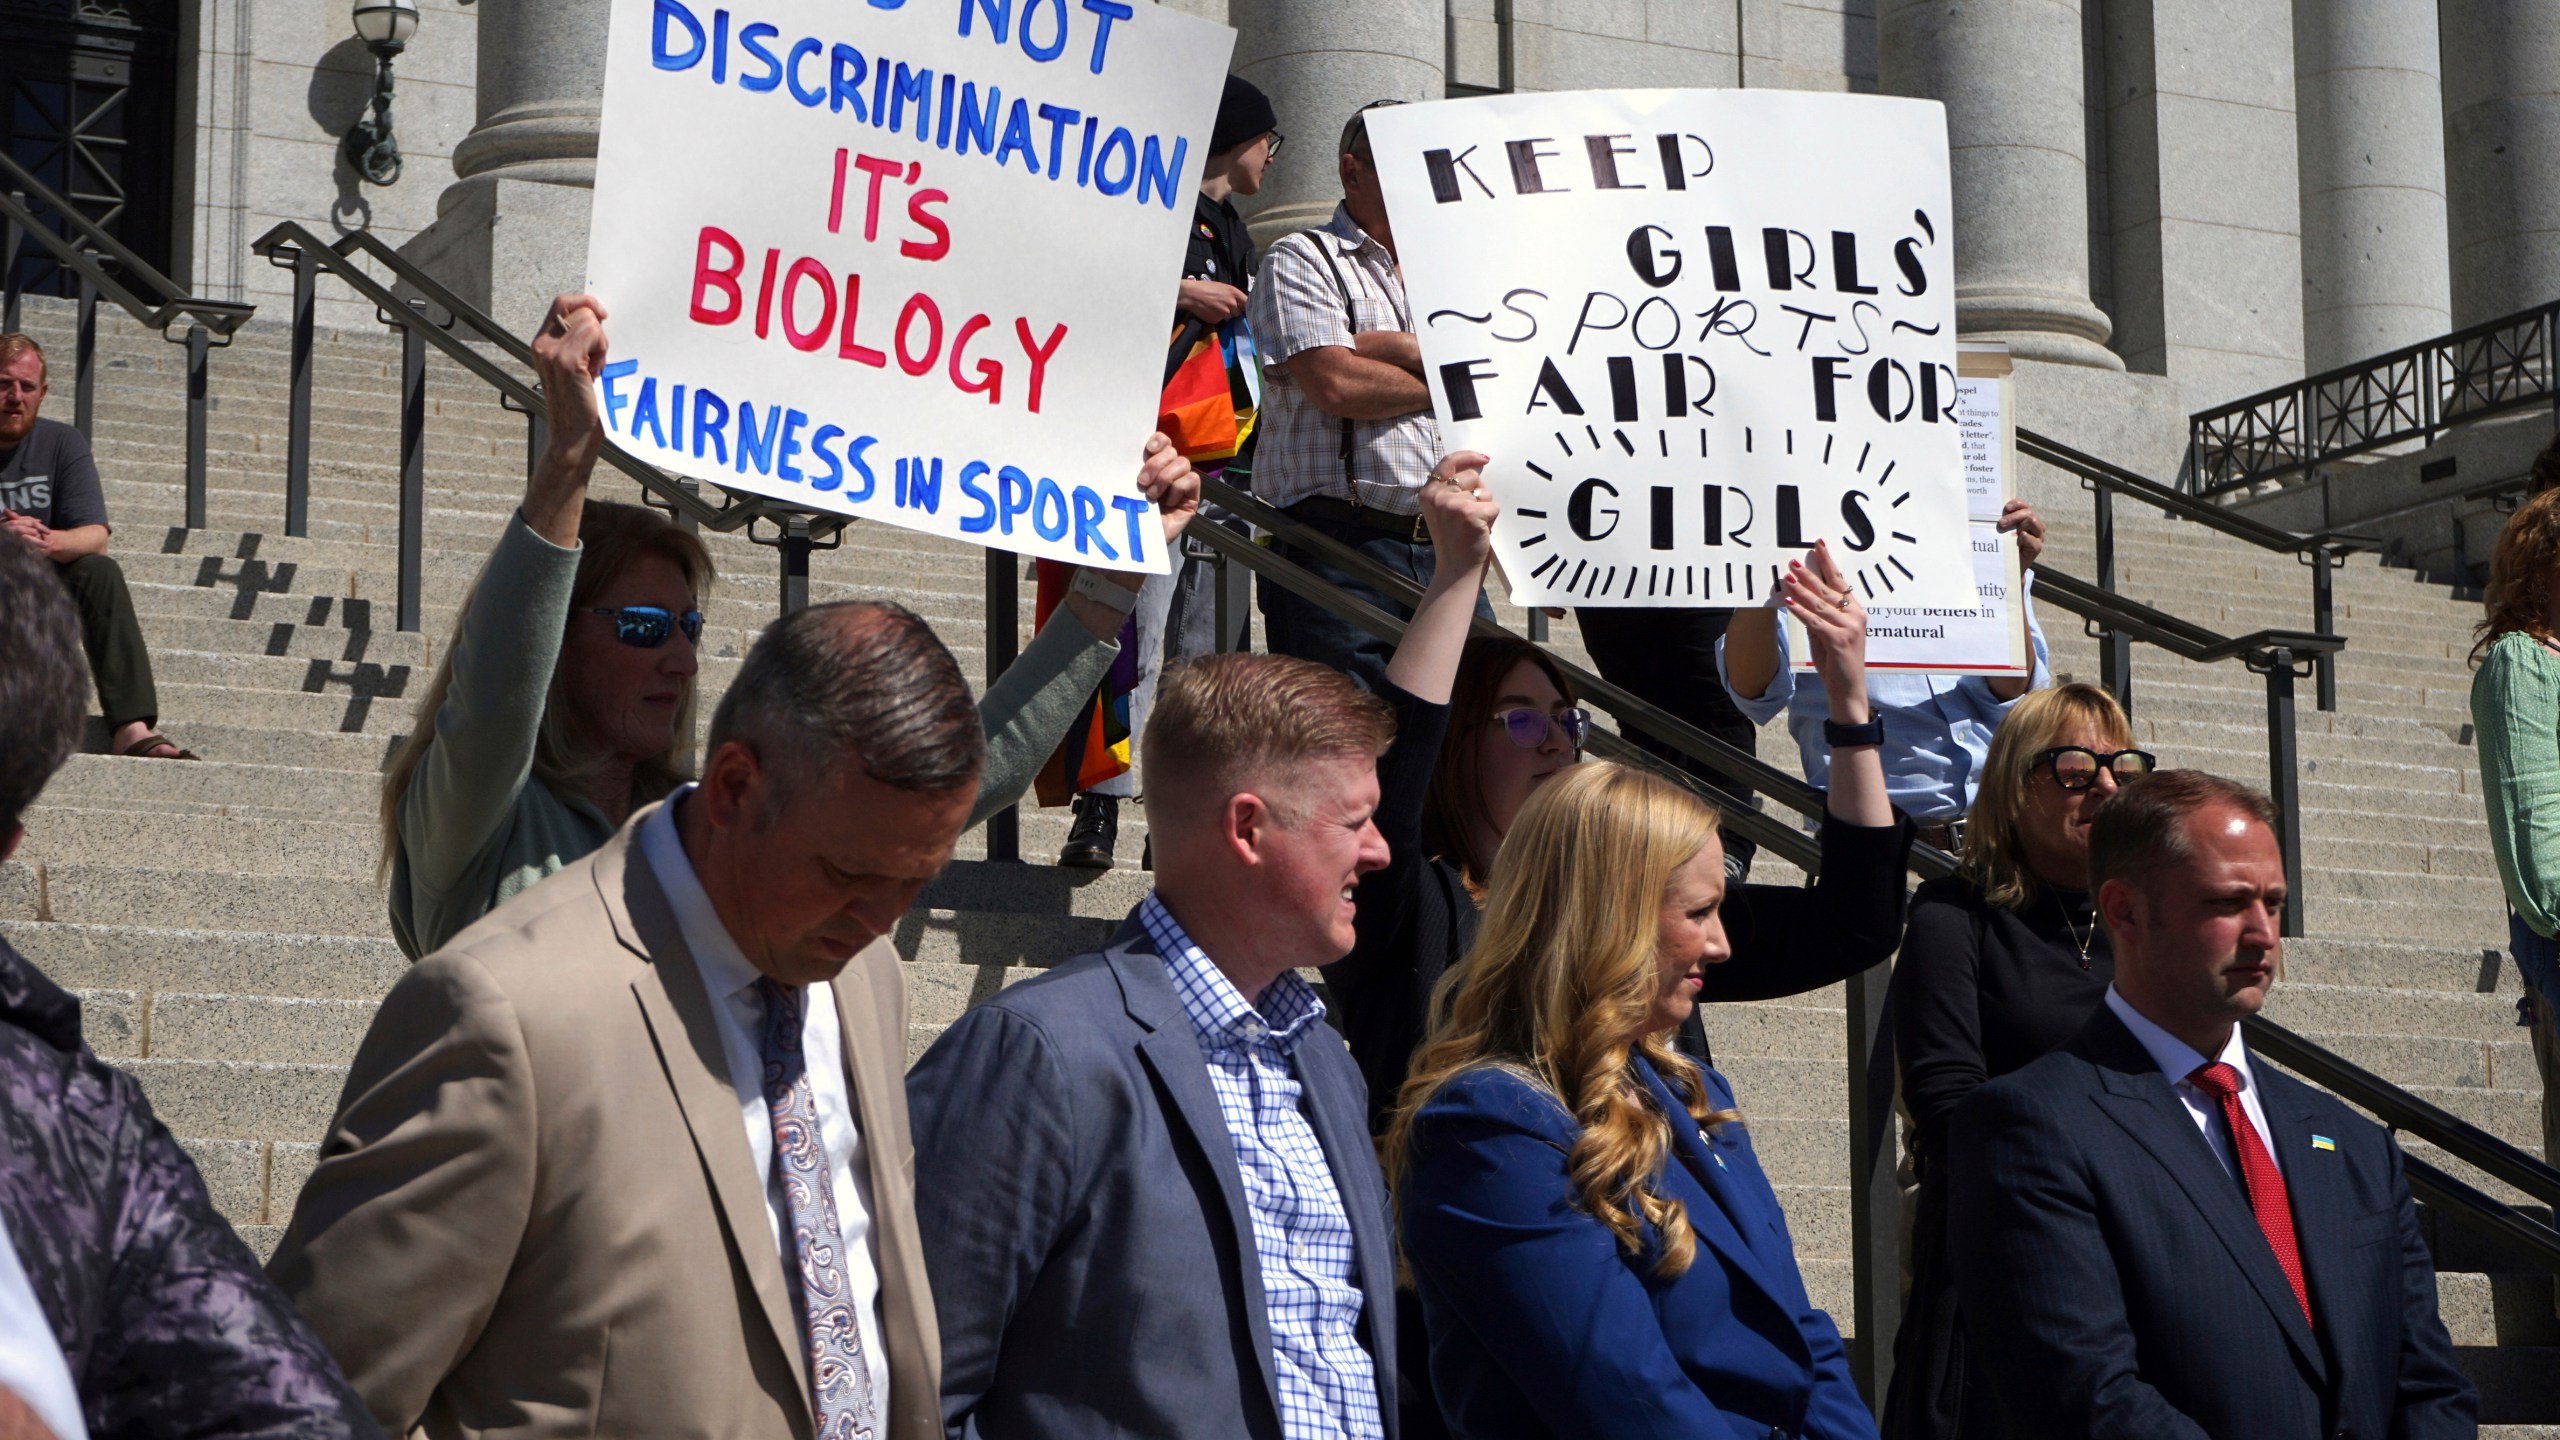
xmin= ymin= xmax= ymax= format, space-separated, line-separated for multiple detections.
xmin=1058 ymin=75 xmax=1281 ymax=869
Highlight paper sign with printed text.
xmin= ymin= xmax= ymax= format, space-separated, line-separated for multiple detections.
xmin=587 ymin=0 xmax=1235 ymax=572
xmin=1365 ymin=89 xmax=1970 ymax=607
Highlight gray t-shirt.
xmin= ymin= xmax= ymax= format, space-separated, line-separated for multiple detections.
xmin=0 ymin=418 xmax=106 ymax=531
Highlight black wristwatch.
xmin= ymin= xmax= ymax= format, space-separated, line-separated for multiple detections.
xmin=1823 ymin=715 xmax=1886 ymax=749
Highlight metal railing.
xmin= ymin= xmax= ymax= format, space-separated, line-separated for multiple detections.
xmin=1 ymin=152 xmax=257 ymax=526
xmin=2248 ymin=1016 xmax=2560 ymax=1269
xmin=2188 ymin=300 xmax=2560 ymax=498
xmin=246 ymin=222 xmax=853 ymax=632
xmin=2018 ymin=422 xmax=2375 ymax=713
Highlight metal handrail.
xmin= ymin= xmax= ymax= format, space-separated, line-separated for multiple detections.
xmin=247 ymin=221 xmax=853 ymax=629
xmin=0 ymin=151 xmax=255 ymax=336
xmin=2189 ymin=299 xmax=2560 ymax=497
xmin=2017 ymin=421 xmax=2372 ymax=712
xmin=2247 ymin=1015 xmax=2560 ymax=1213
xmin=0 ymin=153 xmax=259 ymax=526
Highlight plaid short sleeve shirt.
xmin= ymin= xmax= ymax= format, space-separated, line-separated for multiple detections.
xmin=1246 ymin=203 xmax=1441 ymax=517
xmin=1137 ymin=894 xmax=1387 ymax=1440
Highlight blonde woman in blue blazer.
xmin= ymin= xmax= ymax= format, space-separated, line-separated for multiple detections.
xmin=1384 ymin=758 xmax=1877 ymax=1440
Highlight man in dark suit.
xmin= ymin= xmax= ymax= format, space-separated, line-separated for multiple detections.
xmin=1947 ymin=769 xmax=2476 ymax=1439
xmin=908 ymin=652 xmax=1400 ymax=1440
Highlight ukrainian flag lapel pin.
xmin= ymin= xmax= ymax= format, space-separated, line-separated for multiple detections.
xmin=2311 ymin=1134 xmax=2337 ymax=1152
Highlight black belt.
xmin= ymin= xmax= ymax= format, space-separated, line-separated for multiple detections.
xmin=1287 ymin=495 xmax=1429 ymax=542
xmin=1916 ymin=818 xmax=1968 ymax=853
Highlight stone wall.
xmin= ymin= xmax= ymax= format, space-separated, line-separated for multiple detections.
xmin=175 ymin=0 xmax=477 ymax=324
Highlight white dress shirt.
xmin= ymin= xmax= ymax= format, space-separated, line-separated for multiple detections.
xmin=0 ymin=1217 xmax=86 ymax=1440
xmin=640 ymin=789 xmax=893 ymax=1413
xmin=2105 ymin=986 xmax=2284 ymax=1183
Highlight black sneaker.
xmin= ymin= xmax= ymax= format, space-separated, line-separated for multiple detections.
xmin=1060 ymin=793 xmax=1119 ymax=870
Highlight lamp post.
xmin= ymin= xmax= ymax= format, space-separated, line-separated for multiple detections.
xmin=345 ymin=0 xmax=420 ymax=185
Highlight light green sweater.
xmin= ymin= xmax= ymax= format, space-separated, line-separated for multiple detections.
xmin=389 ymin=514 xmax=1119 ymax=959
xmin=2474 ymin=630 xmax=2560 ymax=939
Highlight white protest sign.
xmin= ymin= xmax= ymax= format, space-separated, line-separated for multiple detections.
xmin=1795 ymin=349 xmax=2032 ymax=674
xmin=1365 ymin=90 xmax=1970 ymax=608
xmin=587 ymin=0 xmax=1236 ymax=573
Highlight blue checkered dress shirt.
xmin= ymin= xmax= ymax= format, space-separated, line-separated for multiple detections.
xmin=1137 ymin=894 xmax=1386 ymax=1440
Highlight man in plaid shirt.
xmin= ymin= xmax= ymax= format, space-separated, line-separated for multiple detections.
xmin=1247 ymin=103 xmax=1489 ymax=692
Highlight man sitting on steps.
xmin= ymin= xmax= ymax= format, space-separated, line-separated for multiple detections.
xmin=0 ymin=333 xmax=194 ymax=761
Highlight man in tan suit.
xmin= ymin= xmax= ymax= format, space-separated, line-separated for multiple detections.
xmin=271 ymin=599 xmax=982 ymax=1440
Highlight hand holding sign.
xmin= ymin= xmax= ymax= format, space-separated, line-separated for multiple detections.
xmin=1778 ymin=540 xmax=1871 ymax=712
xmin=525 ymin=293 xmax=615 ymax=546
xmin=1418 ymin=449 xmax=1501 ymax=582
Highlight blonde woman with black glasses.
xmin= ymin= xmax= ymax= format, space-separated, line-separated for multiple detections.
xmin=1881 ymin=681 xmax=2154 ymax=1440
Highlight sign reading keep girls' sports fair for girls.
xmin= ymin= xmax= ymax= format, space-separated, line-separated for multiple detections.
xmin=587 ymin=0 xmax=1234 ymax=572
xmin=1365 ymin=90 xmax=1973 ymax=609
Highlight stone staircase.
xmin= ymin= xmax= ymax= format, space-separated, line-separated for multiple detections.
xmin=0 ymin=294 xmax=2553 ymax=1427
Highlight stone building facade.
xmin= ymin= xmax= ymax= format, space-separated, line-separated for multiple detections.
xmin=7 ymin=0 xmax=2551 ymax=479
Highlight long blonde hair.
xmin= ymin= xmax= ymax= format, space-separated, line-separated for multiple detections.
xmin=378 ymin=501 xmax=714 ymax=878
xmin=1383 ymin=762 xmax=1731 ymax=1278
xmin=2475 ymin=486 xmax=2560 ymax=665
xmin=1957 ymin=683 xmax=2136 ymax=910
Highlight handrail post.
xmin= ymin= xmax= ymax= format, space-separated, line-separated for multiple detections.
xmin=2 ymin=193 xmax=21 ymax=332
xmin=2310 ymin=547 xmax=2338 ymax=713
xmin=1846 ymin=964 xmax=1900 ymax=1408
xmin=2092 ymin=482 xmax=2130 ymax=715
xmin=72 ymin=265 xmax=96 ymax=439
xmin=984 ymin=546 xmax=1020 ymax=863
xmin=778 ymin=514 xmax=813 ymax=615
xmin=183 ymin=322 xmax=210 ymax=530
xmin=397 ymin=318 xmax=426 ymax=632
xmin=1527 ymin=607 xmax=1549 ymax=643
xmin=2263 ymin=647 xmax=2305 ymax=937
xmin=286 ymin=246 xmax=316 ymax=537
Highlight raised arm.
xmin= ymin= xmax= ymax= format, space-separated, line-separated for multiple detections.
xmin=969 ymin=436 xmax=1197 ymax=828
xmin=1382 ymin=453 xmax=1497 ymax=703
xmin=1779 ymin=540 xmax=1890 ymax=829
xmin=394 ymin=296 xmax=609 ymax=902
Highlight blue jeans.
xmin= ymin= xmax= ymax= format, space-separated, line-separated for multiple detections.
xmin=1257 ymin=509 xmax=1494 ymax=692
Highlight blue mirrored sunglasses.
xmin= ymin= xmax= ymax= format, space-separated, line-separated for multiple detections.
xmin=588 ymin=605 xmax=704 ymax=648
xmin=1494 ymin=706 xmax=1591 ymax=751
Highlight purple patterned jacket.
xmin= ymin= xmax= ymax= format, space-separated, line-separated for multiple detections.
xmin=0 ymin=934 xmax=383 ymax=1440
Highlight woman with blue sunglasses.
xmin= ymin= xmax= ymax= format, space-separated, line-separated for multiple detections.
xmin=1324 ymin=452 xmax=1918 ymax=1438
xmin=379 ymin=294 xmax=1200 ymax=959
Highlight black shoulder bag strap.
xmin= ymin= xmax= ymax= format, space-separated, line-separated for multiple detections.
xmin=1307 ymin=233 xmax=1362 ymax=500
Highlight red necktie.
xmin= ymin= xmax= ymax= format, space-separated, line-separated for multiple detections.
xmin=2187 ymin=1061 xmax=2312 ymax=1326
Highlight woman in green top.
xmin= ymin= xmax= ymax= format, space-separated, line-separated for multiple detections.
xmin=380 ymin=294 xmax=1199 ymax=959
xmin=2472 ymin=483 xmax=2560 ymax=1162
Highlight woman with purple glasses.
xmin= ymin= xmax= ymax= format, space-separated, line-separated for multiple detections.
xmin=1327 ymin=452 xmax=1918 ymax=1135
xmin=378 ymin=294 xmax=1199 ymax=958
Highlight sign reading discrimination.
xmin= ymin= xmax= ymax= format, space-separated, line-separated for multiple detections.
xmin=587 ymin=0 xmax=1236 ymax=572
xmin=1365 ymin=90 xmax=1970 ymax=608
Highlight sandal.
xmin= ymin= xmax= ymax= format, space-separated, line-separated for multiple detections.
xmin=118 ymin=733 xmax=200 ymax=761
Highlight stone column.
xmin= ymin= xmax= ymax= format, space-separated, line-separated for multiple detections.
xmin=400 ymin=0 xmax=605 ymax=332
xmin=2293 ymin=0 xmax=2450 ymax=371
xmin=2441 ymin=1 xmax=2560 ymax=326
xmin=1228 ymin=0 xmax=1443 ymax=245
xmin=1879 ymin=0 xmax=2122 ymax=369
xmin=446 ymin=0 xmax=610 ymax=198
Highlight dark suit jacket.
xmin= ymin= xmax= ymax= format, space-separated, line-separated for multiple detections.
xmin=1399 ymin=1058 xmax=1875 ymax=1440
xmin=906 ymin=913 xmax=1399 ymax=1440
xmin=1945 ymin=1005 xmax=2477 ymax=1440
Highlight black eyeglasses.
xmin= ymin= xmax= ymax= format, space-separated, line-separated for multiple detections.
xmin=588 ymin=605 xmax=703 ymax=649
xmin=2037 ymin=746 xmax=2157 ymax=791
xmin=1263 ymin=130 xmax=1285 ymax=159
xmin=1492 ymin=706 xmax=1591 ymax=752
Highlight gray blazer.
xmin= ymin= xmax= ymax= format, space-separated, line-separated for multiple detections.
xmin=907 ymin=914 xmax=1400 ymax=1440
